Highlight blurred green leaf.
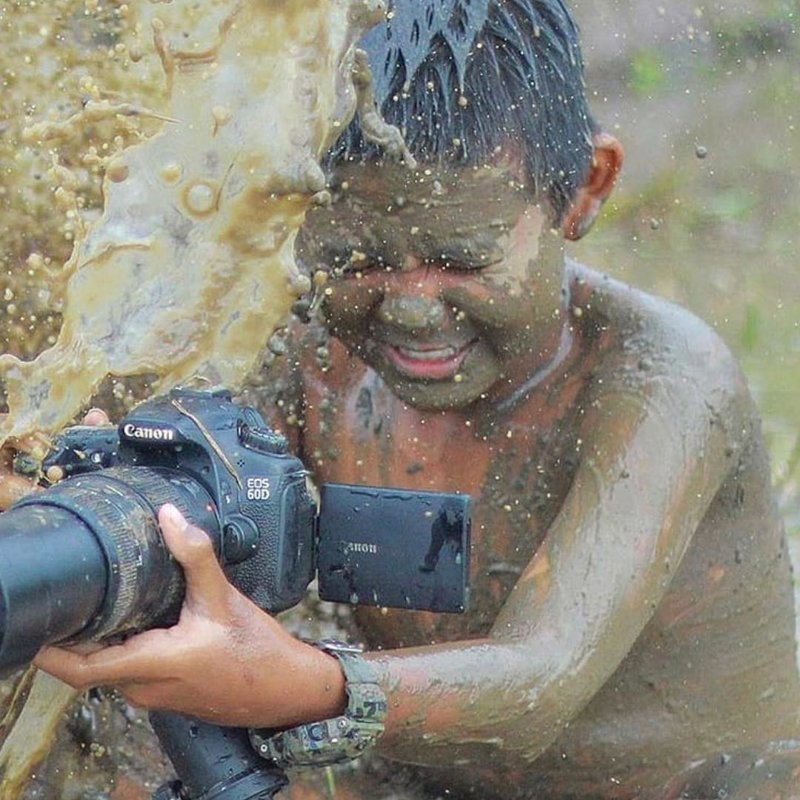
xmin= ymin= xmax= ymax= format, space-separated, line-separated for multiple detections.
xmin=707 ymin=189 xmax=754 ymax=221
xmin=741 ymin=303 xmax=762 ymax=353
xmin=629 ymin=51 xmax=666 ymax=96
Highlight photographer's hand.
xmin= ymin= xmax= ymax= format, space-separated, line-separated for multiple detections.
xmin=34 ymin=504 xmax=347 ymax=729
xmin=0 ymin=408 xmax=110 ymax=509
xmin=0 ymin=426 xmax=48 ymax=509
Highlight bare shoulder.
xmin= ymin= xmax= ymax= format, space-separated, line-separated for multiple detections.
xmin=569 ymin=260 xmax=749 ymax=406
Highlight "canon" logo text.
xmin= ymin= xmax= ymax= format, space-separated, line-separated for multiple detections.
xmin=344 ymin=542 xmax=378 ymax=555
xmin=122 ymin=423 xmax=176 ymax=442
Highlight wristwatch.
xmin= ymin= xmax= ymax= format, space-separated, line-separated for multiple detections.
xmin=249 ymin=640 xmax=387 ymax=768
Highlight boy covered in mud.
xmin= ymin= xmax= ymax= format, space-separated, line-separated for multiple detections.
xmin=16 ymin=0 xmax=800 ymax=798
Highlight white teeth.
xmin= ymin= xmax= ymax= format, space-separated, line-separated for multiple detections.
xmin=398 ymin=345 xmax=457 ymax=361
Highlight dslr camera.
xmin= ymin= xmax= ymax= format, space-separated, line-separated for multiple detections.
xmin=0 ymin=388 xmax=470 ymax=799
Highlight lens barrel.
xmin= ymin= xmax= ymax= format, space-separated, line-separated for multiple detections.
xmin=0 ymin=467 xmax=218 ymax=674
xmin=0 ymin=503 xmax=107 ymax=671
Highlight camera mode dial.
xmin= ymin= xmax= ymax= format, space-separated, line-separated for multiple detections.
xmin=237 ymin=420 xmax=288 ymax=455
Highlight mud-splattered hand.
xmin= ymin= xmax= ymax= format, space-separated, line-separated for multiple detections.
xmin=0 ymin=424 xmax=51 ymax=510
xmin=0 ymin=407 xmax=111 ymax=509
xmin=33 ymin=504 xmax=346 ymax=729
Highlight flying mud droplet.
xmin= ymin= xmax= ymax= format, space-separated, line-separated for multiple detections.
xmin=106 ymin=161 xmax=130 ymax=183
xmin=268 ymin=329 xmax=289 ymax=356
xmin=212 ymin=105 xmax=232 ymax=130
xmin=161 ymin=163 xmax=183 ymax=184
xmin=183 ymin=181 xmax=218 ymax=216
xmin=288 ymin=272 xmax=313 ymax=296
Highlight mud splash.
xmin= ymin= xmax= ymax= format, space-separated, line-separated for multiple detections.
xmin=0 ymin=0 xmax=408 ymax=445
xmin=0 ymin=0 xmax=414 ymax=795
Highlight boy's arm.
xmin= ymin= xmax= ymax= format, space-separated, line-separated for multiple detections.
xmin=366 ymin=322 xmax=751 ymax=766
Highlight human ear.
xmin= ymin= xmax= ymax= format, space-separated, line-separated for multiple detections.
xmin=562 ymin=132 xmax=624 ymax=241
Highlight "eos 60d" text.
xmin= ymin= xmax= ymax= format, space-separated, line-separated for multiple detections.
xmin=246 ymin=477 xmax=271 ymax=500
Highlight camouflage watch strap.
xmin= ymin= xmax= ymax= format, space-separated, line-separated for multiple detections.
xmin=249 ymin=640 xmax=387 ymax=768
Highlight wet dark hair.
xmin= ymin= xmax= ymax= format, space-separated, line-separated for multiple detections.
xmin=328 ymin=0 xmax=597 ymax=221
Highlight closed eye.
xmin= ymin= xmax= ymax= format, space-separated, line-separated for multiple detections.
xmin=424 ymin=255 xmax=502 ymax=273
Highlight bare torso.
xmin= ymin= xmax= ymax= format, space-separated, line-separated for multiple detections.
xmin=271 ymin=262 xmax=800 ymax=798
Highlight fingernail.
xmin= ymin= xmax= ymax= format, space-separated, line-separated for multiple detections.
xmin=161 ymin=503 xmax=186 ymax=528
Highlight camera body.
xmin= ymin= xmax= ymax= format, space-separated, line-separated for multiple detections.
xmin=22 ymin=387 xmax=469 ymax=648
xmin=0 ymin=388 xmax=318 ymax=671
xmin=98 ymin=387 xmax=317 ymax=614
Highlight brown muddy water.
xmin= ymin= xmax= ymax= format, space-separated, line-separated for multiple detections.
xmin=570 ymin=1 xmax=800 ymax=641
xmin=0 ymin=0 xmax=396 ymax=445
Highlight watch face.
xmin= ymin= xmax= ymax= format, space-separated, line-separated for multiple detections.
xmin=317 ymin=484 xmax=471 ymax=613
xmin=315 ymin=639 xmax=364 ymax=654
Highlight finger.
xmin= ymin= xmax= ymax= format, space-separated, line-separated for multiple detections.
xmin=158 ymin=504 xmax=231 ymax=613
xmin=0 ymin=473 xmax=39 ymax=510
xmin=12 ymin=431 xmax=51 ymax=462
xmin=34 ymin=629 xmax=172 ymax=689
xmin=82 ymin=408 xmax=111 ymax=427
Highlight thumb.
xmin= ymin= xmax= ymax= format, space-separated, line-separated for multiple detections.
xmin=82 ymin=407 xmax=112 ymax=426
xmin=158 ymin=504 xmax=231 ymax=613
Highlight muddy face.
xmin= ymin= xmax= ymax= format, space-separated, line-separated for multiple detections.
xmin=300 ymin=161 xmax=569 ymax=409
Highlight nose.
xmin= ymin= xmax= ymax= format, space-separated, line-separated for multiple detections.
xmin=375 ymin=292 xmax=447 ymax=331
xmin=375 ymin=257 xmax=448 ymax=332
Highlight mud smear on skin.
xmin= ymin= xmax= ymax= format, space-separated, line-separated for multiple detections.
xmin=300 ymin=161 xmax=533 ymax=276
xmin=0 ymin=1 xmax=410 ymax=796
xmin=300 ymin=161 xmax=567 ymax=410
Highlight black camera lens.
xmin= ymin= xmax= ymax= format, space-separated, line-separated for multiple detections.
xmin=0 ymin=466 xmax=218 ymax=674
xmin=0 ymin=502 xmax=107 ymax=670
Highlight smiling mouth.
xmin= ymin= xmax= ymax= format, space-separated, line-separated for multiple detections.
xmin=383 ymin=341 xmax=476 ymax=380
